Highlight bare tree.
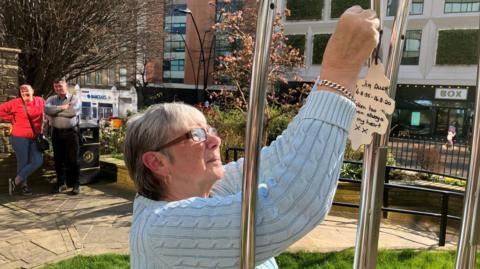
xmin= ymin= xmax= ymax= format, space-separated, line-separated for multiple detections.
xmin=0 ymin=0 xmax=148 ymax=96
xmin=135 ymin=0 xmax=169 ymax=90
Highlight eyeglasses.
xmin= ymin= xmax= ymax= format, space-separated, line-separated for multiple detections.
xmin=156 ymin=127 xmax=218 ymax=151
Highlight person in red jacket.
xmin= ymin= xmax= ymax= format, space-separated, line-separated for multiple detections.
xmin=0 ymin=84 xmax=45 ymax=195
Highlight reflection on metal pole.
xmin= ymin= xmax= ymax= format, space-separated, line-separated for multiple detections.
xmin=353 ymin=1 xmax=410 ymax=268
xmin=454 ymin=18 xmax=480 ymax=269
xmin=240 ymin=0 xmax=276 ymax=268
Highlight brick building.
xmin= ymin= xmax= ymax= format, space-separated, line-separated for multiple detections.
xmin=145 ymin=0 xmax=256 ymax=104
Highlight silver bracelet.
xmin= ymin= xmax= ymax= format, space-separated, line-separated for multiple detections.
xmin=316 ymin=79 xmax=355 ymax=102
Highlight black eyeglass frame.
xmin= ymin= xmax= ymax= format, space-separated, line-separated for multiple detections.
xmin=156 ymin=127 xmax=217 ymax=151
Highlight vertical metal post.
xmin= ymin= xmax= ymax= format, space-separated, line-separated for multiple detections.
xmin=454 ymin=19 xmax=480 ymax=269
xmin=439 ymin=193 xmax=449 ymax=247
xmin=240 ymin=1 xmax=277 ymax=268
xmin=353 ymin=0 xmax=410 ymax=268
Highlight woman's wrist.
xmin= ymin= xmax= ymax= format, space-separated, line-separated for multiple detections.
xmin=316 ymin=79 xmax=355 ymax=102
xmin=319 ymin=67 xmax=360 ymax=96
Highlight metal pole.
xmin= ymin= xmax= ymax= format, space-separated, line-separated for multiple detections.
xmin=240 ymin=0 xmax=277 ymax=268
xmin=353 ymin=1 xmax=410 ymax=268
xmin=454 ymin=18 xmax=480 ymax=269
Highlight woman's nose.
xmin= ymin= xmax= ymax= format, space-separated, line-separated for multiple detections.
xmin=206 ymin=132 xmax=221 ymax=149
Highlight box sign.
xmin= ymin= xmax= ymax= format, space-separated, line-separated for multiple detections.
xmin=435 ymin=88 xmax=468 ymax=100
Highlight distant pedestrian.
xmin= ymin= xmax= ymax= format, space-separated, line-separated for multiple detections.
xmin=0 ymin=84 xmax=45 ymax=195
xmin=45 ymin=78 xmax=82 ymax=195
xmin=446 ymin=122 xmax=456 ymax=148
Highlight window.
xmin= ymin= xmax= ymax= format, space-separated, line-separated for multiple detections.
xmin=312 ymin=34 xmax=331 ymax=65
xmin=96 ymin=71 xmax=103 ymax=85
xmin=107 ymin=68 xmax=116 ymax=85
xmin=166 ymin=40 xmax=185 ymax=52
xmin=401 ymin=30 xmax=422 ymax=65
xmin=119 ymin=68 xmax=127 ymax=86
xmin=85 ymin=73 xmax=93 ymax=85
xmin=331 ymin=0 xmax=369 ymax=18
xmin=286 ymin=0 xmax=323 ymax=20
xmin=286 ymin=35 xmax=306 ymax=56
xmin=163 ymin=60 xmax=184 ymax=71
xmin=167 ymin=4 xmax=187 ymax=16
xmin=215 ymin=35 xmax=231 ymax=57
xmin=445 ymin=0 xmax=480 ymax=13
xmin=171 ymin=60 xmax=184 ymax=71
xmin=387 ymin=0 xmax=424 ymax=16
xmin=165 ymin=23 xmax=186 ymax=34
xmin=216 ymin=0 xmax=243 ymax=12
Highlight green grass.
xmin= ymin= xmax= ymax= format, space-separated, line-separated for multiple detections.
xmin=40 ymin=254 xmax=130 ymax=269
xmin=39 ymin=249 xmax=480 ymax=269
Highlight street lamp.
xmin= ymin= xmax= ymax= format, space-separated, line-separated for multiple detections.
xmin=174 ymin=7 xmax=209 ymax=101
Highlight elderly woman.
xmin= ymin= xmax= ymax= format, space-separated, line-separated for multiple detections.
xmin=125 ymin=6 xmax=379 ymax=269
xmin=0 ymin=84 xmax=45 ymax=195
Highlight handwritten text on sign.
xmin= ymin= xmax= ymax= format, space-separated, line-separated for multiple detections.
xmin=349 ymin=62 xmax=395 ymax=150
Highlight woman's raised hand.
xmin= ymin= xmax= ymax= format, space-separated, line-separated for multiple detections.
xmin=320 ymin=6 xmax=380 ymax=93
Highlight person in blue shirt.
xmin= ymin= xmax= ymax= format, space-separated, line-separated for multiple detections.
xmin=125 ymin=6 xmax=380 ymax=269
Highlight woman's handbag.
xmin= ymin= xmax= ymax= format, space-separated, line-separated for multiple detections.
xmin=22 ymin=100 xmax=50 ymax=152
xmin=34 ymin=134 xmax=50 ymax=151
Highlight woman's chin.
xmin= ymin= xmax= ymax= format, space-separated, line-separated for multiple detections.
xmin=212 ymin=167 xmax=225 ymax=180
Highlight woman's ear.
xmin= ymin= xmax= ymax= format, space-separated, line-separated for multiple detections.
xmin=142 ymin=151 xmax=170 ymax=177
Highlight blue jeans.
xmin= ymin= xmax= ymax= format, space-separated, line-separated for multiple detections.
xmin=9 ymin=136 xmax=43 ymax=185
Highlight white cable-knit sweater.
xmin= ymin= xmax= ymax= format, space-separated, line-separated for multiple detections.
xmin=130 ymin=90 xmax=356 ymax=269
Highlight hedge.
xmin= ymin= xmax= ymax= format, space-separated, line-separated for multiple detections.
xmin=286 ymin=35 xmax=306 ymax=55
xmin=331 ymin=0 xmax=370 ymax=18
xmin=312 ymin=34 xmax=331 ymax=64
xmin=286 ymin=0 xmax=323 ymax=21
xmin=436 ymin=29 xmax=479 ymax=65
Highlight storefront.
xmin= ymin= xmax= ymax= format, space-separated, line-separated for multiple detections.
xmin=77 ymin=85 xmax=138 ymax=124
xmin=392 ymin=84 xmax=476 ymax=142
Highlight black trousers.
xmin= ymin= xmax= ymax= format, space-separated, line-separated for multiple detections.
xmin=52 ymin=128 xmax=80 ymax=187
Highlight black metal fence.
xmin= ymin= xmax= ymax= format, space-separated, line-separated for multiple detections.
xmin=224 ymin=147 xmax=465 ymax=246
xmin=334 ymin=161 xmax=464 ymax=247
xmin=388 ymin=135 xmax=470 ymax=179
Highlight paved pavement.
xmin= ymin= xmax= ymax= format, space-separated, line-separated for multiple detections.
xmin=0 ymin=171 xmax=458 ymax=269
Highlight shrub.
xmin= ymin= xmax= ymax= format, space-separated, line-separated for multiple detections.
xmin=286 ymin=35 xmax=306 ymax=56
xmin=206 ymin=107 xmax=246 ymax=161
xmin=205 ymin=105 xmax=296 ymax=161
xmin=341 ymin=142 xmax=397 ymax=179
xmin=436 ymin=29 xmax=479 ymax=65
xmin=100 ymin=125 xmax=126 ymax=157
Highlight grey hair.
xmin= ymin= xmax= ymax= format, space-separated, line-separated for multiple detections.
xmin=124 ymin=103 xmax=206 ymax=200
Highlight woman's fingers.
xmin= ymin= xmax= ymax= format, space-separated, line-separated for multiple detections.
xmin=319 ymin=6 xmax=381 ymax=91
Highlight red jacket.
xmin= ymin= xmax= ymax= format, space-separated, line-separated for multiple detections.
xmin=0 ymin=97 xmax=45 ymax=139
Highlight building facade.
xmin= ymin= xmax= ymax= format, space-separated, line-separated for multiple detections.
xmin=281 ymin=0 xmax=479 ymax=140
xmin=70 ymin=63 xmax=138 ymax=122
xmin=145 ymin=0 xmax=256 ymax=104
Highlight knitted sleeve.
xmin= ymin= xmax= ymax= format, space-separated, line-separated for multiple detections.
xmin=142 ymin=91 xmax=356 ymax=268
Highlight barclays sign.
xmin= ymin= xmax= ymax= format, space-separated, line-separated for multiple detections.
xmin=87 ymin=94 xmax=109 ymax=100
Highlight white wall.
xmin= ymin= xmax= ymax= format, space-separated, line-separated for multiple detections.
xmin=282 ymin=0 xmax=479 ymax=86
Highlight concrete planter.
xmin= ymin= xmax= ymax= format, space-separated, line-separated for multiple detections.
xmin=100 ymin=155 xmax=136 ymax=192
